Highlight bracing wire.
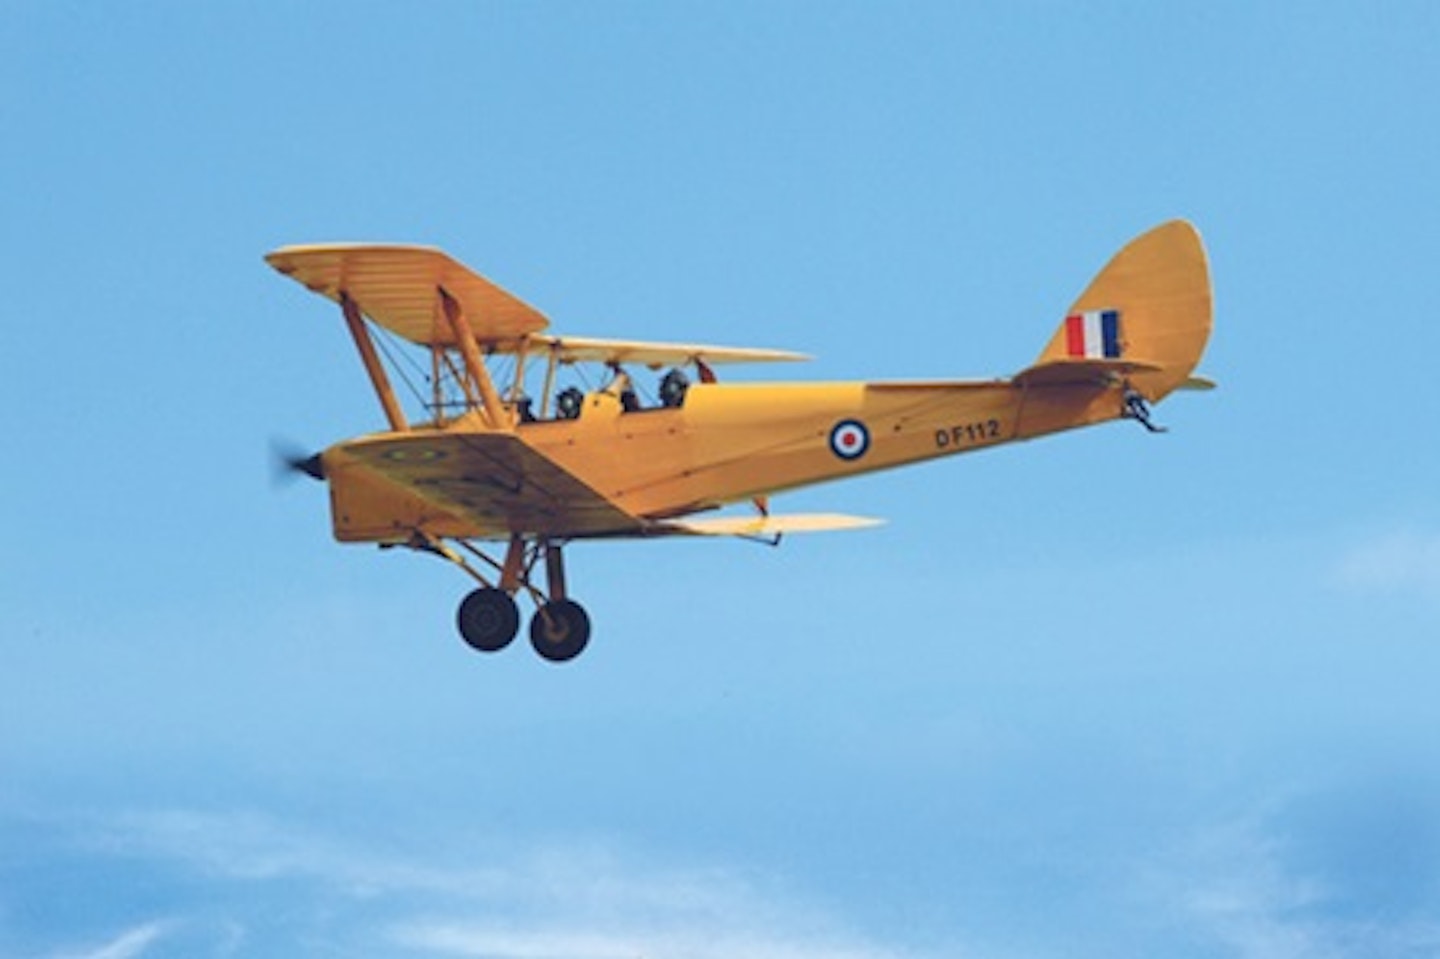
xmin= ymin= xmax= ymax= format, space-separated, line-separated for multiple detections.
xmin=371 ymin=323 xmax=432 ymax=411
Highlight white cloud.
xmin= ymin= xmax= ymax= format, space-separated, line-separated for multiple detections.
xmin=391 ymin=920 xmax=905 ymax=959
xmin=92 ymin=807 xmax=509 ymax=898
xmin=1145 ymin=807 xmax=1440 ymax=959
xmin=44 ymin=921 xmax=171 ymax=959
xmin=37 ymin=796 xmax=1440 ymax=959
xmin=380 ymin=846 xmax=913 ymax=959
xmin=82 ymin=809 xmax=917 ymax=959
xmin=1334 ymin=530 xmax=1440 ymax=598
xmin=1174 ymin=820 xmax=1334 ymax=959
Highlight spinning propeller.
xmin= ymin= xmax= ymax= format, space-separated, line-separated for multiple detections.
xmin=271 ymin=439 xmax=326 ymax=483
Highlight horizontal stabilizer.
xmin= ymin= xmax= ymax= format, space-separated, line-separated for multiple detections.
xmin=1180 ymin=375 xmax=1218 ymax=391
xmin=662 ymin=513 xmax=884 ymax=538
xmin=865 ymin=379 xmax=1007 ymax=392
xmin=1013 ymin=357 xmax=1164 ymax=388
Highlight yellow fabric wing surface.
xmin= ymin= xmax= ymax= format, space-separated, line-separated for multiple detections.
xmin=523 ymin=334 xmax=809 ymax=369
xmin=337 ymin=431 xmax=642 ymax=539
xmin=666 ymin=514 xmax=883 ymax=537
xmin=265 ymin=244 xmax=549 ymax=345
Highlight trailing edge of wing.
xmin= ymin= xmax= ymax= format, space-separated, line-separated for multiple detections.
xmin=661 ymin=513 xmax=884 ymax=537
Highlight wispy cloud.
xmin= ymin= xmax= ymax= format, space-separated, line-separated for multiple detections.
xmin=93 ymin=807 xmax=509 ymax=898
xmin=44 ymin=921 xmax=171 ymax=959
xmin=1334 ymin=529 xmax=1440 ymax=598
xmin=1145 ymin=804 xmax=1440 ymax=959
xmin=80 ymin=809 xmax=915 ymax=959
xmin=57 ymin=800 xmax=1440 ymax=959
xmin=391 ymin=919 xmax=908 ymax=959
xmin=1169 ymin=816 xmax=1333 ymax=959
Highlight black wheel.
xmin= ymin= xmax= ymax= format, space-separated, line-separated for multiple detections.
xmin=529 ymin=600 xmax=591 ymax=662
xmin=456 ymin=588 xmax=520 ymax=652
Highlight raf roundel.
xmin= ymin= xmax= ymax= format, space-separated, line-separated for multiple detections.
xmin=829 ymin=419 xmax=871 ymax=461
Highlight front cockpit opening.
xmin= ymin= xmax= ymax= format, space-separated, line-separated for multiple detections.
xmin=659 ymin=368 xmax=690 ymax=408
xmin=504 ymin=363 xmax=697 ymax=424
xmin=554 ymin=386 xmax=585 ymax=420
xmin=524 ymin=364 xmax=694 ymax=422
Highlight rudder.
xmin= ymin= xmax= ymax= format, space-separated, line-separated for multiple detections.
xmin=1030 ymin=220 xmax=1212 ymax=402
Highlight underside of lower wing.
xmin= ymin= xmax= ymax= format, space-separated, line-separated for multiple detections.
xmin=330 ymin=431 xmax=646 ymax=540
xmin=330 ymin=429 xmax=886 ymax=544
xmin=656 ymin=513 xmax=883 ymax=538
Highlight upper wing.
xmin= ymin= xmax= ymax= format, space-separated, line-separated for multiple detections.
xmin=265 ymin=244 xmax=808 ymax=365
xmin=265 ymin=244 xmax=549 ymax=345
xmin=523 ymin=334 xmax=809 ymax=369
xmin=336 ymin=431 xmax=642 ymax=539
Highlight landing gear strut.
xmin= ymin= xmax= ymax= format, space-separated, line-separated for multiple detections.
xmin=410 ymin=532 xmax=593 ymax=662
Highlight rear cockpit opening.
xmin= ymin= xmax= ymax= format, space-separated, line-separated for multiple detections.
xmin=521 ymin=364 xmax=693 ymax=423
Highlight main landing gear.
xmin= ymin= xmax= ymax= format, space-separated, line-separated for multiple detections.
xmin=411 ymin=534 xmax=593 ymax=662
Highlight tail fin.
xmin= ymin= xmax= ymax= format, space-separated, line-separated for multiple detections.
xmin=1022 ymin=220 xmax=1213 ymax=402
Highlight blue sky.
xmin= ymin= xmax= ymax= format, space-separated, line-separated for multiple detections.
xmin=4 ymin=2 xmax=1440 ymax=957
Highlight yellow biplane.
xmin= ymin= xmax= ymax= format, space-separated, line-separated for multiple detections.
xmin=267 ymin=220 xmax=1213 ymax=662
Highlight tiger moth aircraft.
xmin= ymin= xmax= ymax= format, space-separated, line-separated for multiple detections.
xmin=267 ymin=219 xmax=1214 ymax=663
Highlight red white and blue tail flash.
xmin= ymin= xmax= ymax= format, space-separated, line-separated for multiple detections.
xmin=1064 ymin=309 xmax=1122 ymax=359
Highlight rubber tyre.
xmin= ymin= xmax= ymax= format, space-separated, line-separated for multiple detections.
xmin=529 ymin=600 xmax=592 ymax=663
xmin=456 ymin=588 xmax=520 ymax=652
